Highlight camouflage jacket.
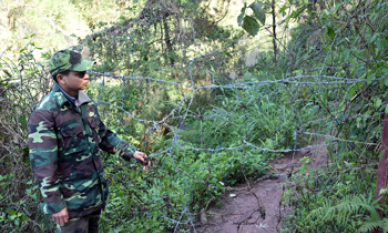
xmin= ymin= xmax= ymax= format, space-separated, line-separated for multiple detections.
xmin=28 ymin=83 xmax=136 ymax=218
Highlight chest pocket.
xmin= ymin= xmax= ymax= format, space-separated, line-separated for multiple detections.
xmin=60 ymin=122 xmax=85 ymax=154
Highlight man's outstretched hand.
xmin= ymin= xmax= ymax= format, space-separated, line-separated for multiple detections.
xmin=52 ymin=207 xmax=69 ymax=225
xmin=133 ymin=151 xmax=151 ymax=170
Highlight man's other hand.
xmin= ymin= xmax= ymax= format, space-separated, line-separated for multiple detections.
xmin=133 ymin=151 xmax=151 ymax=170
xmin=52 ymin=207 xmax=69 ymax=225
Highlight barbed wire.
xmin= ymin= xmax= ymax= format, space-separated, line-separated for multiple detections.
xmin=82 ymin=19 xmax=388 ymax=229
xmin=87 ymin=57 xmax=380 ymax=232
xmin=89 ymin=69 xmax=382 ymax=87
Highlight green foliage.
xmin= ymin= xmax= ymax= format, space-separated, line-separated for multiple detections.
xmin=276 ymin=0 xmax=388 ymax=231
xmin=238 ymin=1 xmax=266 ymax=36
xmin=307 ymin=195 xmax=384 ymax=232
xmin=250 ymin=2 xmax=266 ymax=25
xmin=0 ymin=35 xmax=273 ymax=231
xmin=326 ymin=25 xmax=336 ymax=40
xmin=243 ymin=16 xmax=261 ymax=36
xmin=2 ymin=0 xmax=388 ymax=232
xmin=281 ymin=157 xmax=379 ymax=232
xmin=0 ymin=40 xmax=57 ymax=232
xmin=93 ymin=147 xmax=268 ymax=231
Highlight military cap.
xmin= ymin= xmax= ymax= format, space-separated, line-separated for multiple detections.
xmin=49 ymin=46 xmax=94 ymax=76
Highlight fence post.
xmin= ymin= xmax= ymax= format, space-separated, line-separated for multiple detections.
xmin=372 ymin=96 xmax=388 ymax=233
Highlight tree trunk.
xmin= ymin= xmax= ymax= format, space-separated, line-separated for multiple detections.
xmin=162 ymin=13 xmax=175 ymax=66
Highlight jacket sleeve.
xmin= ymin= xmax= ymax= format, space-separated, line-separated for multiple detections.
xmin=28 ymin=110 xmax=67 ymax=214
xmin=94 ymin=107 xmax=137 ymax=161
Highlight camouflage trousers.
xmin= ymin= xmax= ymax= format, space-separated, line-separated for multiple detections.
xmin=55 ymin=213 xmax=100 ymax=233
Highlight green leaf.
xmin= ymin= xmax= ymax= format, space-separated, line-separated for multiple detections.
xmin=327 ymin=25 xmax=335 ymax=40
xmin=279 ymin=5 xmax=288 ymax=13
xmin=243 ymin=2 xmax=247 ymax=10
xmin=31 ymin=193 xmax=38 ymax=201
xmin=285 ymin=15 xmax=292 ymax=25
xmin=249 ymin=2 xmax=266 ymax=25
xmin=293 ymin=7 xmax=305 ymax=18
xmin=379 ymin=188 xmax=387 ymax=195
xmin=376 ymin=98 xmax=382 ymax=108
xmin=243 ymin=16 xmax=260 ymax=36
xmin=369 ymin=33 xmax=378 ymax=44
xmin=348 ymin=82 xmax=363 ymax=97
xmin=307 ymin=15 xmax=314 ymax=24
xmin=367 ymin=72 xmax=376 ymax=84
xmin=8 ymin=209 xmax=17 ymax=215
xmin=21 ymin=215 xmax=29 ymax=222
xmin=237 ymin=12 xmax=244 ymax=26
xmin=19 ymin=116 xmax=27 ymax=128
xmin=238 ymin=1 xmax=247 ymax=26
xmin=237 ymin=2 xmax=247 ymax=27
xmin=377 ymin=38 xmax=388 ymax=50
xmin=300 ymin=164 xmax=307 ymax=173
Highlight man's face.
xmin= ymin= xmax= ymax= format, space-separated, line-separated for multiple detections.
xmin=60 ymin=71 xmax=89 ymax=91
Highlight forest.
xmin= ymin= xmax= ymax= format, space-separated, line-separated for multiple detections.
xmin=1 ymin=0 xmax=388 ymax=232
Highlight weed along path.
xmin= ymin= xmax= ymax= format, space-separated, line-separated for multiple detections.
xmin=196 ymin=139 xmax=328 ymax=233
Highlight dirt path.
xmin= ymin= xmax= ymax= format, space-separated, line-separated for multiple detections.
xmin=196 ymin=140 xmax=328 ymax=233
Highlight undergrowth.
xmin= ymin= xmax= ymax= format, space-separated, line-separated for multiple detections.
xmin=1 ymin=0 xmax=388 ymax=232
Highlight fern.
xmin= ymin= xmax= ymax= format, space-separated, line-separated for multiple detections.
xmin=359 ymin=217 xmax=388 ymax=233
xmin=307 ymin=194 xmax=387 ymax=232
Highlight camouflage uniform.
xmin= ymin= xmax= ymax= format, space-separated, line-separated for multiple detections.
xmin=28 ymin=47 xmax=136 ymax=229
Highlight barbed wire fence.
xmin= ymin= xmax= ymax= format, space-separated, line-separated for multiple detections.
xmin=85 ymin=24 xmax=382 ymax=232
xmin=0 ymin=1 xmax=386 ymax=232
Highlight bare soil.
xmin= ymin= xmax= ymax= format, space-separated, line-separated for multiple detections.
xmin=196 ymin=140 xmax=328 ymax=233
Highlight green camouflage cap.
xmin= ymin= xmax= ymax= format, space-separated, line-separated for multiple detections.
xmin=49 ymin=46 xmax=94 ymax=76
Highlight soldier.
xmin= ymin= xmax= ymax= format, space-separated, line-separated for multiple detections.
xmin=28 ymin=46 xmax=151 ymax=232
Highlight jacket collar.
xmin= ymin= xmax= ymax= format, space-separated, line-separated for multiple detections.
xmin=52 ymin=83 xmax=92 ymax=107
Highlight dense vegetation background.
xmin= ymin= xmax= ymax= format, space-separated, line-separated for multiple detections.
xmin=1 ymin=0 xmax=388 ymax=232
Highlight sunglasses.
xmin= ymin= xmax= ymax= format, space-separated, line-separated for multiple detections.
xmin=73 ymin=71 xmax=86 ymax=78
